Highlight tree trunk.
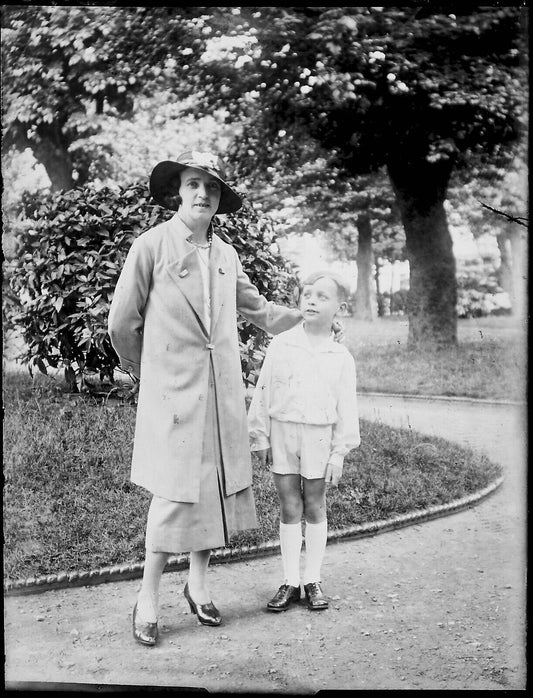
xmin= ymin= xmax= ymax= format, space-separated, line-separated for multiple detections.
xmin=387 ymin=158 xmax=457 ymax=346
xmin=375 ymin=258 xmax=385 ymax=317
xmin=353 ymin=213 xmax=376 ymax=320
xmin=32 ymin=124 xmax=75 ymax=192
xmin=496 ymin=230 xmax=513 ymax=298
xmin=509 ymin=227 xmax=528 ymax=320
xmin=498 ymin=225 xmax=527 ymax=319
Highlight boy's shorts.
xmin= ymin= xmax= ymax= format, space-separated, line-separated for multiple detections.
xmin=270 ymin=419 xmax=333 ymax=480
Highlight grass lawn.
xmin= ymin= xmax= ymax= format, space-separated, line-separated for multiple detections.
xmin=3 ymin=369 xmax=501 ymax=583
xmin=345 ymin=315 xmax=526 ymax=401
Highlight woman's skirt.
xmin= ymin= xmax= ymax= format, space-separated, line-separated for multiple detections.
xmin=145 ymin=360 xmax=258 ymax=553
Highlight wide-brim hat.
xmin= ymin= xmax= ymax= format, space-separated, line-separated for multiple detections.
xmin=149 ymin=150 xmax=243 ymax=214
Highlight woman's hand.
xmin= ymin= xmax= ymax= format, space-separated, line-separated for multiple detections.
xmin=331 ymin=319 xmax=345 ymax=343
xmin=255 ymin=448 xmax=272 ymax=467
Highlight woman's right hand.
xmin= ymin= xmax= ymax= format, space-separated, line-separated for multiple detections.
xmin=255 ymin=448 xmax=272 ymax=467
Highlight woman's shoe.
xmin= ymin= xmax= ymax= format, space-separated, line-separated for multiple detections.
xmin=303 ymin=582 xmax=329 ymax=610
xmin=266 ymin=584 xmax=301 ymax=612
xmin=183 ymin=582 xmax=222 ymax=626
xmin=132 ymin=601 xmax=158 ymax=646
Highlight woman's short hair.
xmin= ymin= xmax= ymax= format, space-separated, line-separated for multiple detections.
xmin=160 ymin=174 xmax=182 ymax=209
xmin=300 ymin=270 xmax=350 ymax=303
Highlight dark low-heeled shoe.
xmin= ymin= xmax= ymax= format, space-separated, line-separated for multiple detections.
xmin=266 ymin=584 xmax=301 ymax=612
xmin=184 ymin=583 xmax=222 ymax=626
xmin=132 ymin=601 xmax=158 ymax=646
xmin=303 ymin=582 xmax=329 ymax=610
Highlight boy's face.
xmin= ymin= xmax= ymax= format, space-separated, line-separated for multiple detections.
xmin=300 ymin=277 xmax=344 ymax=329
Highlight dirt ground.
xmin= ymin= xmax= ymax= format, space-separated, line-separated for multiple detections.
xmin=4 ymin=396 xmax=526 ymax=693
xmin=3 ymin=502 xmax=526 ymax=692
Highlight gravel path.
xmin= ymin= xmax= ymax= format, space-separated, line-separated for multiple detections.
xmin=4 ymin=395 xmax=526 ymax=692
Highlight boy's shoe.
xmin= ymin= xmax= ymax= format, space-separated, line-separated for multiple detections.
xmin=266 ymin=584 xmax=301 ymax=612
xmin=303 ymin=582 xmax=329 ymax=610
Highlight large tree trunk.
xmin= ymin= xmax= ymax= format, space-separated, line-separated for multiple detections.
xmin=353 ymin=213 xmax=376 ymax=320
xmin=32 ymin=123 xmax=76 ymax=191
xmin=387 ymin=158 xmax=457 ymax=346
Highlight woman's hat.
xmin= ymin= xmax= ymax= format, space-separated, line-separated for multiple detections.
xmin=149 ymin=150 xmax=243 ymax=214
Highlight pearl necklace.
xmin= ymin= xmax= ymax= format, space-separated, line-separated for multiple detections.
xmin=186 ymin=227 xmax=213 ymax=249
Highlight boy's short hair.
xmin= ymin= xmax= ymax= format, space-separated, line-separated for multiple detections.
xmin=300 ymin=270 xmax=350 ymax=303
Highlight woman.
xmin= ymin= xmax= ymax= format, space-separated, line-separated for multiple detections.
xmin=109 ymin=150 xmax=317 ymax=646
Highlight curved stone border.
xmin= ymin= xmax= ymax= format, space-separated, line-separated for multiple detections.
xmin=3 ymin=475 xmax=504 ymax=597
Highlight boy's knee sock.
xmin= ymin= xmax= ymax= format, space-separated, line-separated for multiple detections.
xmin=303 ymin=520 xmax=328 ymax=584
xmin=279 ymin=521 xmax=302 ymax=587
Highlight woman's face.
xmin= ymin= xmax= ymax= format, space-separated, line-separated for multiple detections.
xmin=178 ymin=167 xmax=222 ymax=224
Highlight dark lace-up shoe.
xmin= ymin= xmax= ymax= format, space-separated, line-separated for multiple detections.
xmin=303 ymin=582 xmax=329 ymax=610
xmin=266 ymin=584 xmax=301 ymax=612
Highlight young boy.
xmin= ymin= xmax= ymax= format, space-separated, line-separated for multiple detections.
xmin=248 ymin=270 xmax=360 ymax=612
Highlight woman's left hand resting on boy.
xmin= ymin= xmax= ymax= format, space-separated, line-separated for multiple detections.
xmin=256 ymin=448 xmax=273 ymax=467
xmin=325 ymin=460 xmax=343 ymax=487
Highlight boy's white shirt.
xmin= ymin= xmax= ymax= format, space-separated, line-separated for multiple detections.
xmin=248 ymin=322 xmax=360 ymax=467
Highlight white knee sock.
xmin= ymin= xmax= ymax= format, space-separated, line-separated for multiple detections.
xmin=279 ymin=521 xmax=302 ymax=587
xmin=303 ymin=520 xmax=328 ymax=584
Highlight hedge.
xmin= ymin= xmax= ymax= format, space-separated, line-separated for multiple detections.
xmin=4 ymin=182 xmax=297 ymax=392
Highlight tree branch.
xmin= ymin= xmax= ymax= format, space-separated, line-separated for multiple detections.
xmin=478 ymin=201 xmax=528 ymax=228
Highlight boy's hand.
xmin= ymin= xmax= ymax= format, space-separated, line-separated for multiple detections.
xmin=331 ymin=319 xmax=345 ymax=343
xmin=325 ymin=460 xmax=343 ymax=486
xmin=256 ymin=448 xmax=272 ymax=467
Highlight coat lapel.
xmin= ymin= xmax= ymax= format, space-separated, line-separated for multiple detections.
xmin=166 ymin=248 xmax=209 ymax=337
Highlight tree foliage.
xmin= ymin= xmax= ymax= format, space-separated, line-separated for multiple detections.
xmin=1 ymin=6 xmax=205 ymax=189
xmin=4 ymin=183 xmax=296 ymax=391
xmin=165 ymin=5 xmax=527 ymax=344
xmin=2 ymin=5 xmax=527 ymax=345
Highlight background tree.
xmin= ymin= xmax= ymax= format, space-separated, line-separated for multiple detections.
xmin=1 ymin=6 xmax=205 ymax=189
xmin=3 ymin=5 xmax=527 ymax=344
xmin=170 ymin=5 xmax=527 ymax=346
xmin=227 ymin=135 xmax=405 ymax=320
xmin=447 ymin=155 xmax=528 ymax=319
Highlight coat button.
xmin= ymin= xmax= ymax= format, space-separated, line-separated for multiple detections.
xmin=178 ymin=269 xmax=189 ymax=277
xmin=206 ymin=343 xmax=215 ymax=350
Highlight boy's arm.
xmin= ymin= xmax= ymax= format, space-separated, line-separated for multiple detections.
xmin=326 ymin=353 xmax=360 ymax=485
xmin=247 ymin=340 xmax=276 ymax=452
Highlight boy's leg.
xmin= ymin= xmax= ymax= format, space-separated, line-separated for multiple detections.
xmin=302 ymin=478 xmax=327 ymax=583
xmin=302 ymin=478 xmax=329 ymax=610
xmin=273 ymin=473 xmax=304 ymax=586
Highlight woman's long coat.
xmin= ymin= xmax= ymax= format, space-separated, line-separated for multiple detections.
xmin=108 ymin=213 xmax=301 ymax=503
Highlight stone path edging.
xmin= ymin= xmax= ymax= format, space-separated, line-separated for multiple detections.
xmin=3 ymin=475 xmax=504 ymax=598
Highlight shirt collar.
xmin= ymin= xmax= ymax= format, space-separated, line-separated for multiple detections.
xmin=289 ymin=322 xmax=342 ymax=352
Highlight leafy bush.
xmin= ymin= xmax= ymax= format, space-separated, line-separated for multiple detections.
xmin=455 ymin=258 xmax=511 ymax=319
xmin=4 ymin=183 xmax=297 ymax=390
